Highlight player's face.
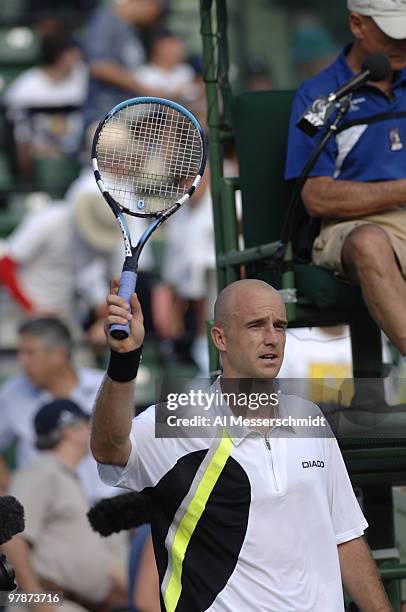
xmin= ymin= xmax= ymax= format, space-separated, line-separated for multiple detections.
xmin=18 ymin=334 xmax=64 ymax=387
xmin=216 ymin=287 xmax=287 ymax=379
xmin=352 ymin=14 xmax=406 ymax=71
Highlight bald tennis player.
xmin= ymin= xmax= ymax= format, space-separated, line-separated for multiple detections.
xmin=91 ymin=278 xmax=390 ymax=612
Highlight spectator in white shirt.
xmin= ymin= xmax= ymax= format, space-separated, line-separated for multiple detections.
xmin=134 ymin=30 xmax=201 ymax=106
xmin=4 ymin=33 xmax=88 ymax=181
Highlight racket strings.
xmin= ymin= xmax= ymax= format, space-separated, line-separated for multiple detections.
xmin=96 ymin=102 xmax=202 ymax=214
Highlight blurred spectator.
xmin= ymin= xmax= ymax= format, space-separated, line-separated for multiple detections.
xmin=64 ymin=158 xmax=157 ymax=345
xmin=27 ymin=0 xmax=99 ymax=24
xmin=153 ymin=171 xmax=216 ymax=374
xmin=278 ymin=326 xmax=353 ymax=402
xmin=129 ymin=525 xmax=160 ymax=612
xmin=393 ymin=486 xmax=406 ymax=610
xmin=291 ymin=21 xmax=338 ymax=81
xmin=0 ymin=172 xmax=155 ymax=343
xmin=244 ymin=59 xmax=273 ymax=92
xmin=2 ymin=398 xmax=128 ymax=612
xmin=82 ymin=0 xmax=164 ymax=128
xmin=4 ymin=33 xmax=87 ymax=183
xmin=134 ymin=30 xmax=201 ymax=104
xmin=0 ymin=317 xmax=117 ymax=503
xmin=278 ymin=326 xmax=396 ymax=406
xmin=0 ymin=196 xmax=114 ymax=336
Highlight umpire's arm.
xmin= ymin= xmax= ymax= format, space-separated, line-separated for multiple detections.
xmin=338 ymin=536 xmax=391 ymax=612
xmin=90 ymin=279 xmax=145 ymax=467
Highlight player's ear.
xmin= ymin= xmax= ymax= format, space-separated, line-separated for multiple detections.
xmin=211 ymin=324 xmax=226 ymax=352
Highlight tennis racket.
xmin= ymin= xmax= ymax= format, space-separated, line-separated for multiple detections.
xmin=92 ymin=97 xmax=207 ymax=340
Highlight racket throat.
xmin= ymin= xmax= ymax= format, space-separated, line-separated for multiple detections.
xmin=123 ymin=258 xmax=139 ymax=273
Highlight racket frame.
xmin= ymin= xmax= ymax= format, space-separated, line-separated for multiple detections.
xmin=91 ymin=97 xmax=207 ymax=340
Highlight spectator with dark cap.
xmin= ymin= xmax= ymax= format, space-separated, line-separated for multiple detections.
xmin=2 ymin=399 xmax=128 ymax=612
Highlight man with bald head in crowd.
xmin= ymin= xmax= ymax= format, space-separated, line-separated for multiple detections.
xmin=91 ymin=278 xmax=390 ymax=611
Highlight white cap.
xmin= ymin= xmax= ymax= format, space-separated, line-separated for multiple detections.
xmin=348 ymin=0 xmax=406 ymax=39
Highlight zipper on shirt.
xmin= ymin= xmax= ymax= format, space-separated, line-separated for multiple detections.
xmin=264 ymin=436 xmax=279 ymax=492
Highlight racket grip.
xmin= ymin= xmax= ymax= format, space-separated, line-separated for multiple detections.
xmin=110 ymin=270 xmax=138 ymax=340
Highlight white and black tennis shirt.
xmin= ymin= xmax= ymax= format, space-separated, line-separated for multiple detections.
xmin=98 ymin=379 xmax=367 ymax=612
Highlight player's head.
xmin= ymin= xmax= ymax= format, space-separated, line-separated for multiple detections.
xmin=348 ymin=0 xmax=406 ymax=71
xmin=211 ymin=280 xmax=287 ymax=379
xmin=34 ymin=398 xmax=89 ymax=458
xmin=18 ymin=317 xmax=72 ymax=386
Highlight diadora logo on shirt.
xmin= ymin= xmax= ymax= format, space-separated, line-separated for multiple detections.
xmin=302 ymin=460 xmax=325 ymax=469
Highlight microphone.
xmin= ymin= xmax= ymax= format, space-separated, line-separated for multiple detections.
xmin=327 ymin=53 xmax=391 ymax=103
xmin=0 ymin=496 xmax=25 ymax=592
xmin=296 ymin=53 xmax=391 ymax=136
xmin=87 ymin=492 xmax=151 ymax=536
xmin=0 ymin=496 xmax=25 ymax=545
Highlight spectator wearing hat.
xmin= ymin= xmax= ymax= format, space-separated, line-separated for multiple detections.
xmin=0 ymin=197 xmax=113 ymax=335
xmin=0 ymin=170 xmax=154 ymax=344
xmin=2 ymin=398 xmax=128 ymax=612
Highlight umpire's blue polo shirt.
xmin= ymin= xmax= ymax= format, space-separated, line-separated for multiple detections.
xmin=285 ymin=45 xmax=406 ymax=182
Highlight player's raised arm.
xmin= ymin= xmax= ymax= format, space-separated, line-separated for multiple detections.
xmin=90 ymin=279 xmax=145 ymax=467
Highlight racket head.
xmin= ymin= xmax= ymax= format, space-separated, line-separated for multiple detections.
xmin=92 ymin=97 xmax=207 ymax=218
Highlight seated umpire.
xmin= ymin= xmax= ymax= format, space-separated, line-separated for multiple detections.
xmin=285 ymin=0 xmax=406 ymax=358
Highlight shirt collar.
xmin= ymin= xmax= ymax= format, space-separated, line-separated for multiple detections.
xmin=335 ymin=44 xmax=406 ymax=88
xmin=335 ymin=44 xmax=355 ymax=82
xmin=210 ymin=376 xmax=296 ymax=446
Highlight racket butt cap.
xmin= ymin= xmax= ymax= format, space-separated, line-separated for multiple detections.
xmin=110 ymin=328 xmax=130 ymax=340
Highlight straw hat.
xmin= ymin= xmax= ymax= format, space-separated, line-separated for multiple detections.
xmin=72 ymin=191 xmax=121 ymax=252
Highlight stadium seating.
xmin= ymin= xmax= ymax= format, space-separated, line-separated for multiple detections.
xmin=0 ymin=0 xmax=28 ymax=26
xmin=0 ymin=26 xmax=39 ymax=66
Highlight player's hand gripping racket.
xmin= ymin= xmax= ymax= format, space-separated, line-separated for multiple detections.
xmin=92 ymin=97 xmax=207 ymax=340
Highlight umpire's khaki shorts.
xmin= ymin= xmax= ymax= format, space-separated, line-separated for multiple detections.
xmin=312 ymin=206 xmax=406 ymax=278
